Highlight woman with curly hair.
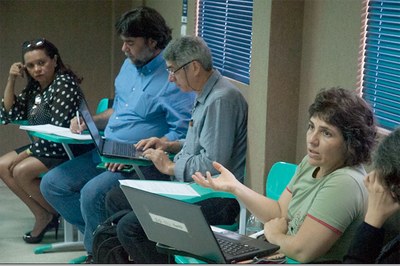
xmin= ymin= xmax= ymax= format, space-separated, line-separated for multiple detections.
xmin=193 ymin=87 xmax=377 ymax=263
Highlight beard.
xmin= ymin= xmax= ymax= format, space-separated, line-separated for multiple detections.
xmin=126 ymin=45 xmax=157 ymax=67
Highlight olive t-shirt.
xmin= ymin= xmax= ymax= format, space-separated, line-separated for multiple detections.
xmin=286 ymin=156 xmax=368 ymax=262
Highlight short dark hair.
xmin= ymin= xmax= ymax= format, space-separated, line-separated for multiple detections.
xmin=308 ymin=87 xmax=377 ymax=166
xmin=373 ymin=127 xmax=400 ymax=202
xmin=115 ymin=6 xmax=172 ymax=49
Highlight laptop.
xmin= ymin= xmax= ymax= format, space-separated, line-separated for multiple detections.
xmin=120 ymin=184 xmax=280 ymax=263
xmin=79 ymin=100 xmax=148 ymax=161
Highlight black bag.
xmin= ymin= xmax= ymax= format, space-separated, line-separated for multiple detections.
xmin=92 ymin=209 xmax=132 ymax=264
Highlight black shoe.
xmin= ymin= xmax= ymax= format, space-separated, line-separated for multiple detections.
xmin=23 ymin=214 xmax=60 ymax=244
xmin=84 ymin=255 xmax=93 ymax=264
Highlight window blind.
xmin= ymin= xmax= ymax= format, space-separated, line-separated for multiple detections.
xmin=362 ymin=0 xmax=400 ymax=131
xmin=196 ymin=0 xmax=253 ymax=84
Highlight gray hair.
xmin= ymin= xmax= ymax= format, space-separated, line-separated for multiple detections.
xmin=163 ymin=36 xmax=213 ymax=71
xmin=373 ymin=127 xmax=400 ymax=202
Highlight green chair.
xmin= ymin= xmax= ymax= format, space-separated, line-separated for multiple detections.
xmin=266 ymin=161 xmax=299 ymax=264
xmin=96 ymin=97 xmax=113 ymax=114
xmin=266 ymin=161 xmax=297 ymax=200
xmin=94 ymin=97 xmax=112 ymax=136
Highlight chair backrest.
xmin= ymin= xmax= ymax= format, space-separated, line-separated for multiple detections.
xmin=96 ymin=98 xmax=113 ymax=114
xmin=266 ymin=162 xmax=297 ymax=200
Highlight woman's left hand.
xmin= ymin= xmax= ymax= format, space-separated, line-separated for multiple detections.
xmin=143 ymin=148 xmax=173 ymax=175
xmin=264 ymin=217 xmax=288 ymax=244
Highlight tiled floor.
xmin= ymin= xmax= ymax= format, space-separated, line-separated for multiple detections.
xmin=0 ymin=180 xmax=86 ymax=263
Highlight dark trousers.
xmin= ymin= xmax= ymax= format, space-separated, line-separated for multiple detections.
xmin=105 ymin=185 xmax=240 ymax=264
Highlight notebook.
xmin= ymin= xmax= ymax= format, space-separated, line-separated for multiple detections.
xmin=120 ymin=184 xmax=280 ymax=263
xmin=79 ymin=100 xmax=148 ymax=161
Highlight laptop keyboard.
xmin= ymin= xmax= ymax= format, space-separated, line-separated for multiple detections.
xmin=217 ymin=238 xmax=259 ymax=256
xmin=112 ymin=143 xmax=136 ymax=157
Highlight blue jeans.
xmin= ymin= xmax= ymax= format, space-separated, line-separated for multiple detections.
xmin=40 ymin=149 xmax=164 ymax=254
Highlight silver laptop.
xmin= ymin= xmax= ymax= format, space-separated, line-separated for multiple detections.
xmin=120 ymin=184 xmax=280 ymax=263
xmin=79 ymin=100 xmax=148 ymax=161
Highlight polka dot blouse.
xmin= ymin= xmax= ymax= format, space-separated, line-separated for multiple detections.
xmin=0 ymin=72 xmax=84 ymax=159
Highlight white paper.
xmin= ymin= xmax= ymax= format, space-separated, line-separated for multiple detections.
xmin=20 ymin=124 xmax=92 ymax=140
xmin=119 ymin=179 xmax=200 ymax=197
xmin=249 ymin=229 xmax=265 ymax=239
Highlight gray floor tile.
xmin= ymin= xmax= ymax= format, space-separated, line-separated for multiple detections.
xmin=0 ymin=180 xmax=86 ymax=263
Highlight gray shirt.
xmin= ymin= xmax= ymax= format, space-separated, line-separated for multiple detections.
xmin=173 ymin=70 xmax=248 ymax=183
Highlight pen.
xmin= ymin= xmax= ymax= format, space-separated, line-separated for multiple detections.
xmin=76 ymin=110 xmax=82 ymax=134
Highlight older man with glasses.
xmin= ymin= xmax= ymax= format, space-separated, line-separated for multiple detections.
xmin=103 ymin=35 xmax=248 ymax=264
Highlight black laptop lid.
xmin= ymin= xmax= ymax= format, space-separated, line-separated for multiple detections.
xmin=120 ymin=184 xmax=280 ymax=263
xmin=121 ymin=184 xmax=228 ymax=263
xmin=79 ymin=100 xmax=103 ymax=151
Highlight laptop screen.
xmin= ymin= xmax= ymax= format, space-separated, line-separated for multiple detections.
xmin=79 ymin=100 xmax=102 ymax=150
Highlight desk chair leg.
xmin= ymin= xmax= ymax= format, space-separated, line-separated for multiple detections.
xmin=33 ymin=219 xmax=85 ymax=254
xmin=67 ymin=232 xmax=86 ymax=264
xmin=238 ymin=200 xmax=246 ymax=235
xmin=64 ymin=219 xmax=74 ymax=242
xmin=34 ymin=240 xmax=84 ymax=254
xmin=69 ymin=255 xmax=88 ymax=264
xmin=132 ymin=165 xmax=145 ymax=180
xmin=78 ymin=231 xmax=84 ymax=241
xmin=61 ymin=143 xmax=74 ymax=159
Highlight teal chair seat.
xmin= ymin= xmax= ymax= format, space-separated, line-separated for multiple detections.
xmin=266 ymin=161 xmax=299 ymax=264
xmin=266 ymin=161 xmax=297 ymax=200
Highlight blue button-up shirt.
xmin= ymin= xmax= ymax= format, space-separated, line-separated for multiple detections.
xmin=104 ymin=53 xmax=195 ymax=144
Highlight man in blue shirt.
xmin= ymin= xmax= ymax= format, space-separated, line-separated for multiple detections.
xmin=40 ymin=7 xmax=195 ymax=261
xmin=104 ymin=36 xmax=248 ymax=263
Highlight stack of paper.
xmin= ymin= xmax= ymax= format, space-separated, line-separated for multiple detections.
xmin=20 ymin=124 xmax=92 ymax=140
xmin=119 ymin=179 xmax=200 ymax=197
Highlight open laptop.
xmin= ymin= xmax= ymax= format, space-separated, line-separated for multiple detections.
xmin=79 ymin=100 xmax=148 ymax=161
xmin=120 ymin=184 xmax=280 ymax=264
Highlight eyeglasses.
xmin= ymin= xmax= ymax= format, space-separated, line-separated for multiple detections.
xmin=22 ymin=38 xmax=46 ymax=50
xmin=166 ymin=60 xmax=195 ymax=76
